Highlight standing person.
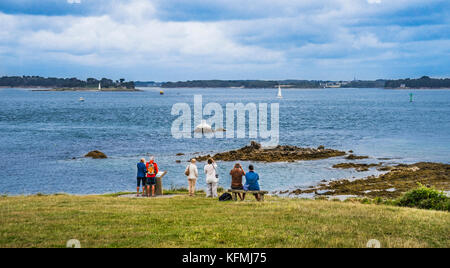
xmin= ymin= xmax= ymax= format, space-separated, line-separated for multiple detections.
xmin=137 ymin=158 xmax=147 ymax=197
xmin=204 ymin=158 xmax=219 ymax=198
xmin=230 ymin=163 xmax=246 ymax=200
xmin=244 ymin=165 xmax=261 ymax=201
xmin=146 ymin=156 xmax=159 ymax=197
xmin=185 ymin=159 xmax=199 ymax=196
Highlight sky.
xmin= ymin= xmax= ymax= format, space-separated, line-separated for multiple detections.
xmin=0 ymin=0 xmax=449 ymax=81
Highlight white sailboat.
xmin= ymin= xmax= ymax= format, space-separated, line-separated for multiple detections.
xmin=98 ymin=83 xmax=102 ymax=91
xmin=194 ymin=120 xmax=213 ymax=134
xmin=277 ymin=85 xmax=283 ymax=99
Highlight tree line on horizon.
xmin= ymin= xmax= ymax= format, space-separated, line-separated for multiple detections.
xmin=1 ymin=76 xmax=449 ymax=89
xmin=384 ymin=76 xmax=450 ymax=89
xmin=161 ymin=77 xmax=450 ymax=89
xmin=161 ymin=80 xmax=322 ymax=88
xmin=0 ymin=76 xmax=135 ymax=89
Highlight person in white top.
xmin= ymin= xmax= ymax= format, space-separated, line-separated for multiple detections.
xmin=204 ymin=158 xmax=219 ymax=198
xmin=185 ymin=159 xmax=199 ymax=197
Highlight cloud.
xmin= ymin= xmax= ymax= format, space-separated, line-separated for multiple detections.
xmin=0 ymin=0 xmax=449 ymax=80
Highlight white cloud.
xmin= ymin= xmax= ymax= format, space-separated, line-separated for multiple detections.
xmin=1 ymin=10 xmax=281 ymax=69
xmin=67 ymin=0 xmax=81 ymax=4
xmin=0 ymin=0 xmax=448 ymax=80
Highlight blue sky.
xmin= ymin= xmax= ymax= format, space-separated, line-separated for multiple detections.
xmin=0 ymin=0 xmax=449 ymax=81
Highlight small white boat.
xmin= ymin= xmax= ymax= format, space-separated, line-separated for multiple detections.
xmin=194 ymin=120 xmax=213 ymax=134
xmin=277 ymin=85 xmax=283 ymax=99
xmin=79 ymin=97 xmax=85 ymax=102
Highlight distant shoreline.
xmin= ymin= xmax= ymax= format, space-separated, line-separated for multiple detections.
xmin=30 ymin=87 xmax=142 ymax=92
xmin=385 ymin=87 xmax=450 ymax=90
xmin=159 ymin=86 xmax=450 ymax=89
xmin=2 ymin=86 xmax=449 ymax=90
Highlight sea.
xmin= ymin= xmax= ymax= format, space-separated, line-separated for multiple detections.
xmin=0 ymin=87 xmax=449 ymax=195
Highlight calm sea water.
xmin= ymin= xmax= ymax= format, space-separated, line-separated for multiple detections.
xmin=0 ymin=87 xmax=449 ymax=195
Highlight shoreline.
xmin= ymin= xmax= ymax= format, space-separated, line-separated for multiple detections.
xmin=289 ymin=162 xmax=450 ymax=199
xmin=3 ymin=161 xmax=448 ymax=199
xmin=32 ymin=87 xmax=142 ymax=92
xmin=3 ymin=86 xmax=450 ymax=90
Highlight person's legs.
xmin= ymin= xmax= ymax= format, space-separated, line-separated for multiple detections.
xmin=206 ymin=183 xmax=212 ymax=197
xmin=190 ymin=179 xmax=197 ymax=196
xmin=212 ymin=182 xmax=218 ymax=198
xmin=188 ymin=179 xmax=192 ymax=196
xmin=137 ymin=178 xmax=141 ymax=196
xmin=145 ymin=178 xmax=152 ymax=197
xmin=150 ymin=177 xmax=156 ymax=197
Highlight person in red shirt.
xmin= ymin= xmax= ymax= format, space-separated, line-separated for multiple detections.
xmin=146 ymin=156 xmax=159 ymax=197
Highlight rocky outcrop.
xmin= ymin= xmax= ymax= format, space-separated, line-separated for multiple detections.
xmin=291 ymin=162 xmax=450 ymax=198
xmin=196 ymin=141 xmax=346 ymax=163
xmin=346 ymin=154 xmax=369 ymax=160
xmin=85 ymin=150 xmax=107 ymax=159
xmin=332 ymin=163 xmax=382 ymax=172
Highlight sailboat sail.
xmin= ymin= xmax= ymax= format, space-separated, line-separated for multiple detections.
xmin=277 ymin=85 xmax=283 ymax=99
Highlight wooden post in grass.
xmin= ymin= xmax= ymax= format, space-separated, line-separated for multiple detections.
xmin=155 ymin=171 xmax=167 ymax=196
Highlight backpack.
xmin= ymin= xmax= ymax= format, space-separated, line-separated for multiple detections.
xmin=147 ymin=163 xmax=156 ymax=176
xmin=219 ymin=193 xmax=233 ymax=202
xmin=185 ymin=165 xmax=190 ymax=176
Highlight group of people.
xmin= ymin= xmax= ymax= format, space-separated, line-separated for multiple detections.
xmin=136 ymin=157 xmax=159 ymax=197
xmin=185 ymin=158 xmax=262 ymax=201
xmin=136 ymin=156 xmax=261 ymax=200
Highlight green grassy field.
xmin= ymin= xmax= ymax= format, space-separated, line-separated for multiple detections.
xmin=0 ymin=193 xmax=448 ymax=248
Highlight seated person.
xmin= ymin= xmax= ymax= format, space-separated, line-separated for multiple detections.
xmin=230 ymin=163 xmax=246 ymax=200
xmin=244 ymin=165 xmax=261 ymax=201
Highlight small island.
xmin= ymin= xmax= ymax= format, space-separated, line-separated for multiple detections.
xmin=1 ymin=76 xmax=139 ymax=92
xmin=196 ymin=141 xmax=346 ymax=162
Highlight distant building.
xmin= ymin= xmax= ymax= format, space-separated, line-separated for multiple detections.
xmin=325 ymin=82 xmax=342 ymax=88
xmin=400 ymin=84 xmax=406 ymax=88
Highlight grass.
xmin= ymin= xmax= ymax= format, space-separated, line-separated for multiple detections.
xmin=0 ymin=193 xmax=448 ymax=248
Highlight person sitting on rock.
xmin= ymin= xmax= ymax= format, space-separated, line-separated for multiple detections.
xmin=146 ymin=156 xmax=159 ymax=197
xmin=244 ymin=165 xmax=261 ymax=201
xmin=230 ymin=163 xmax=245 ymax=200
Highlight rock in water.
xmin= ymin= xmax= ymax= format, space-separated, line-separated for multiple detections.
xmin=85 ymin=150 xmax=107 ymax=159
xmin=250 ymin=141 xmax=262 ymax=150
xmin=346 ymin=154 xmax=369 ymax=160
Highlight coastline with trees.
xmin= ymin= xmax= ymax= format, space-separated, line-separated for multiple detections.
xmin=0 ymin=76 xmax=136 ymax=91
xmin=1 ymin=76 xmax=450 ymax=90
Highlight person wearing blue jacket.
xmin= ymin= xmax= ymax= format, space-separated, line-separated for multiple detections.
xmin=243 ymin=165 xmax=261 ymax=201
xmin=137 ymin=158 xmax=147 ymax=196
